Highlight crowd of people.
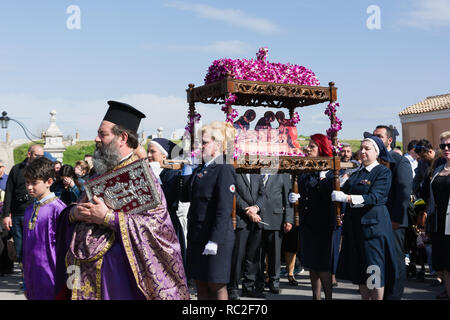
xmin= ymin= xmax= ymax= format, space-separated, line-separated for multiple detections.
xmin=0 ymin=100 xmax=448 ymax=301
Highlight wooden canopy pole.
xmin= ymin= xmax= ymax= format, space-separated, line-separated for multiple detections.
xmin=288 ymin=105 xmax=300 ymax=227
xmin=225 ymin=91 xmax=237 ymax=230
xmin=187 ymin=83 xmax=196 ymax=153
xmin=329 ymin=82 xmax=342 ymax=227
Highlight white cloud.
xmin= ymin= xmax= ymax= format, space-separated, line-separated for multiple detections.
xmin=144 ymin=40 xmax=251 ymax=55
xmin=196 ymin=40 xmax=251 ymax=55
xmin=400 ymin=0 xmax=450 ymax=28
xmin=165 ymin=1 xmax=280 ymax=34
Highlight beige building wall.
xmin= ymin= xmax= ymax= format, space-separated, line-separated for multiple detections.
xmin=401 ymin=117 xmax=450 ymax=151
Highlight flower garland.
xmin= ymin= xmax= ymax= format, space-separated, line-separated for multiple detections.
xmin=324 ymin=102 xmax=343 ymax=153
xmin=286 ymin=111 xmax=301 ymax=126
xmin=221 ymin=93 xmax=238 ymax=124
xmin=204 ymin=47 xmax=320 ymax=86
xmin=184 ymin=109 xmax=201 ymax=135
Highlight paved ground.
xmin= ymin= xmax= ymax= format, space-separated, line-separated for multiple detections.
xmin=0 ymin=264 xmax=25 ymax=300
xmin=234 ymin=269 xmax=444 ymax=300
xmin=0 ymin=263 xmax=445 ymax=300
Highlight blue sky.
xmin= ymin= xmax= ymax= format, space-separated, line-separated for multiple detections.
xmin=0 ymin=0 xmax=449 ymax=143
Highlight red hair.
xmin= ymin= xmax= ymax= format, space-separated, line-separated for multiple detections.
xmin=310 ymin=134 xmax=333 ymax=157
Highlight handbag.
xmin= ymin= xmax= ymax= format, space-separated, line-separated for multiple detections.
xmin=7 ymin=238 xmax=16 ymax=262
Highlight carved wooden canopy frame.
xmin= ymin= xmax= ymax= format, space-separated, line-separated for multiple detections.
xmin=186 ymin=76 xmax=343 ymax=227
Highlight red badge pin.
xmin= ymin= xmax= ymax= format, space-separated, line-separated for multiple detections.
xmin=229 ymin=184 xmax=235 ymax=193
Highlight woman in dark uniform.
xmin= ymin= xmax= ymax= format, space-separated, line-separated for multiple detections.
xmin=333 ymin=135 xmax=397 ymax=300
xmin=181 ymin=121 xmax=236 ymax=300
xmin=147 ymin=138 xmax=186 ymax=268
xmin=427 ymin=131 xmax=450 ymax=299
xmin=288 ymin=133 xmax=336 ymax=300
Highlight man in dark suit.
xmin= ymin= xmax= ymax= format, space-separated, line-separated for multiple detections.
xmin=255 ymin=173 xmax=293 ymax=294
xmin=371 ymin=126 xmax=413 ymax=300
xmin=228 ymin=174 xmax=266 ymax=299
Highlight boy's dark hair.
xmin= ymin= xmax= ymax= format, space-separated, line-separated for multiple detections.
xmin=24 ymin=157 xmax=55 ymax=182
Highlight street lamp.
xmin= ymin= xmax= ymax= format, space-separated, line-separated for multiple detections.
xmin=0 ymin=111 xmax=9 ymax=129
xmin=0 ymin=110 xmax=43 ymax=144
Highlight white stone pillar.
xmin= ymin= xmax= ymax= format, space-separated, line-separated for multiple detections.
xmin=43 ymin=110 xmax=66 ymax=162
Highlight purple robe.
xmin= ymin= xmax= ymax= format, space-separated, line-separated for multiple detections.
xmin=23 ymin=197 xmax=67 ymax=300
xmin=55 ymin=154 xmax=189 ymax=300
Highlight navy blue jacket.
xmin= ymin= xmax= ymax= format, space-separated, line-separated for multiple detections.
xmin=343 ymin=164 xmax=392 ymax=224
xmin=387 ymin=151 xmax=413 ymax=227
xmin=297 ymin=171 xmax=335 ymax=230
xmin=160 ymin=168 xmax=181 ymax=214
xmin=339 ymin=163 xmax=398 ymax=288
xmin=181 ymin=161 xmax=236 ymax=245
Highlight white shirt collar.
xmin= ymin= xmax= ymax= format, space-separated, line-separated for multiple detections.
xmin=363 ymin=160 xmax=379 ymax=172
xmin=204 ymin=155 xmax=221 ymax=168
xmin=119 ymin=152 xmax=134 ymax=163
xmin=37 ymin=192 xmax=56 ymax=204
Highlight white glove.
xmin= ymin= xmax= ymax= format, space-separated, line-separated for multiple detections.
xmin=331 ymin=190 xmax=348 ymax=203
xmin=319 ymin=170 xmax=329 ymax=179
xmin=202 ymin=241 xmax=218 ymax=255
xmin=288 ymin=192 xmax=301 ymax=204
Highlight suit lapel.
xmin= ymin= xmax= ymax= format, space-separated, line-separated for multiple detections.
xmin=249 ymin=175 xmax=258 ymax=203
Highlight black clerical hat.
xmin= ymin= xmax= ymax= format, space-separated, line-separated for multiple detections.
xmin=103 ymin=101 xmax=146 ymax=132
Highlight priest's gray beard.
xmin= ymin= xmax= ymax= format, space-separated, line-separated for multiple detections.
xmin=93 ymin=137 xmax=121 ymax=175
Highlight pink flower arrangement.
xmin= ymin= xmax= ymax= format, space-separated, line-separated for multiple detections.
xmin=234 ymin=150 xmax=306 ymax=157
xmin=204 ymin=47 xmax=320 ymax=86
xmin=222 ymin=93 xmax=239 ymax=124
xmin=286 ymin=111 xmax=301 ymax=126
xmin=324 ymin=102 xmax=343 ymax=153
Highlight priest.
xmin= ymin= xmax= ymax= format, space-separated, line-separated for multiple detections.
xmin=54 ymin=101 xmax=189 ymax=300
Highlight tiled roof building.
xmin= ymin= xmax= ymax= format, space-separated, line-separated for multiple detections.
xmin=399 ymin=94 xmax=450 ymax=151
xmin=399 ymin=94 xmax=450 ymax=116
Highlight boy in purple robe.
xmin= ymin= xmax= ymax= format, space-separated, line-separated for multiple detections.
xmin=23 ymin=156 xmax=67 ymax=299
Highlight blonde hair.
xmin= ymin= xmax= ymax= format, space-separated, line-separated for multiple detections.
xmin=200 ymin=121 xmax=236 ymax=155
xmin=439 ymin=131 xmax=450 ymax=141
xmin=75 ymin=160 xmax=90 ymax=174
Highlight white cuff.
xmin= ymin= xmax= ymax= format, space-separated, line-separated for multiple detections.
xmin=350 ymin=195 xmax=365 ymax=208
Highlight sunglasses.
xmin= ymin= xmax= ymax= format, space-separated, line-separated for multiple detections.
xmin=439 ymin=143 xmax=450 ymax=150
xmin=413 ymin=145 xmax=429 ymax=152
